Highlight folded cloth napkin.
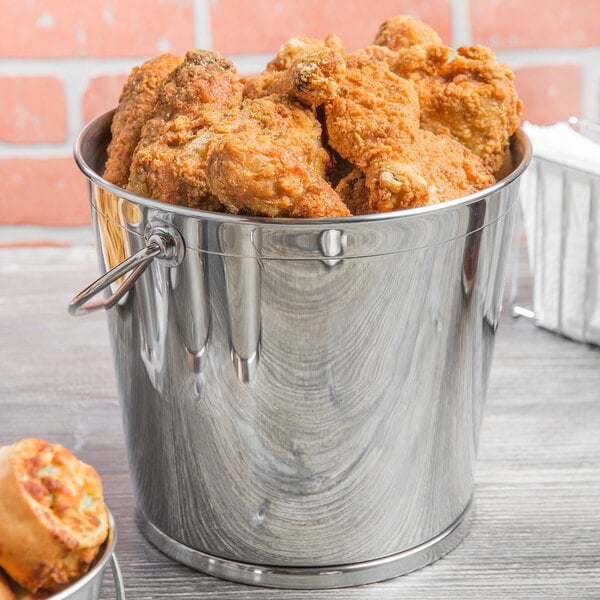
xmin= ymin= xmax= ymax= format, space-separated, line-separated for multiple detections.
xmin=519 ymin=119 xmax=600 ymax=346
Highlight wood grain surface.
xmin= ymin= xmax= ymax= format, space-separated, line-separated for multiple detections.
xmin=1 ymin=246 xmax=599 ymax=599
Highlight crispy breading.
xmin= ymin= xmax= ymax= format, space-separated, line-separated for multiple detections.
xmin=104 ymin=15 xmax=522 ymax=217
xmin=374 ymin=14 xmax=443 ymax=49
xmin=243 ymin=35 xmax=344 ymax=99
xmin=324 ymin=54 xmax=494 ymax=210
xmin=375 ymin=18 xmax=523 ymax=173
xmin=104 ymin=53 xmax=181 ymax=187
xmin=127 ymin=49 xmax=243 ymax=211
xmin=126 ymin=49 xmax=338 ymax=215
xmin=206 ymin=132 xmax=350 ymax=217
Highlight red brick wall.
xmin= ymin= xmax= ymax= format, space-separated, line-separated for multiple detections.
xmin=0 ymin=0 xmax=598 ymax=234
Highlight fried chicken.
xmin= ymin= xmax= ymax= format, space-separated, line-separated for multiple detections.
xmin=127 ymin=49 xmax=243 ymax=211
xmin=249 ymin=49 xmax=347 ymax=108
xmin=104 ymin=53 xmax=181 ymax=187
xmin=207 ymin=132 xmax=350 ymax=217
xmin=242 ymin=35 xmax=345 ymax=100
xmin=203 ymin=93 xmax=349 ymax=217
xmin=375 ymin=17 xmax=522 ymax=173
xmin=104 ymin=14 xmax=522 ymax=218
xmin=124 ymin=49 xmax=344 ymax=217
xmin=374 ymin=14 xmax=442 ymax=49
xmin=301 ymin=51 xmax=495 ymax=210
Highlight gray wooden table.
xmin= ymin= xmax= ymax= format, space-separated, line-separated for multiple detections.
xmin=1 ymin=246 xmax=599 ymax=599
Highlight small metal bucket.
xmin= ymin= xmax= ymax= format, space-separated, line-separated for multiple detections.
xmin=71 ymin=111 xmax=530 ymax=589
xmin=46 ymin=510 xmax=125 ymax=600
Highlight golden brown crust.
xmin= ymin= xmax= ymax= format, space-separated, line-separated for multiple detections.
xmin=323 ymin=55 xmax=493 ymax=210
xmin=104 ymin=53 xmax=181 ymax=187
xmin=243 ymin=35 xmax=345 ymax=100
xmin=206 ymin=132 xmax=350 ymax=218
xmin=374 ymin=14 xmax=443 ymax=49
xmin=127 ymin=49 xmax=242 ymax=210
xmin=380 ymin=36 xmax=523 ymax=173
xmin=104 ymin=15 xmax=521 ymax=217
xmin=0 ymin=439 xmax=108 ymax=593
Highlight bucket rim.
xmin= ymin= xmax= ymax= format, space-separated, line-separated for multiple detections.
xmin=74 ymin=110 xmax=532 ymax=227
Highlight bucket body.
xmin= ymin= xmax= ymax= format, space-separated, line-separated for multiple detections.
xmin=75 ymin=111 xmax=530 ymax=588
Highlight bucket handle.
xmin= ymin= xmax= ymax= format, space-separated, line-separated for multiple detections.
xmin=110 ymin=554 xmax=127 ymax=600
xmin=68 ymin=227 xmax=181 ymax=316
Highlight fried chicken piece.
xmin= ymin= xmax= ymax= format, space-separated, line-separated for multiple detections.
xmin=127 ymin=49 xmax=243 ymax=210
xmin=335 ymin=168 xmax=371 ymax=215
xmin=205 ymin=94 xmax=346 ymax=217
xmin=326 ymin=57 xmax=420 ymax=157
xmin=207 ymin=132 xmax=350 ymax=218
xmin=402 ymin=45 xmax=522 ymax=174
xmin=231 ymin=95 xmax=332 ymax=177
xmin=374 ymin=14 xmax=442 ymax=49
xmin=375 ymin=16 xmax=522 ymax=173
xmin=323 ymin=53 xmax=494 ymax=210
xmin=254 ymin=49 xmax=347 ymax=108
xmin=365 ymin=129 xmax=495 ymax=211
xmin=243 ymin=35 xmax=344 ymax=99
xmin=125 ymin=49 xmax=340 ymax=216
xmin=273 ymin=46 xmax=493 ymax=210
xmin=104 ymin=53 xmax=181 ymax=187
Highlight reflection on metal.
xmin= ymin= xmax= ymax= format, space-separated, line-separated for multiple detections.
xmin=72 ymin=111 xmax=532 ymax=588
xmin=319 ymin=229 xmax=346 ymax=267
xmin=219 ymin=223 xmax=262 ymax=383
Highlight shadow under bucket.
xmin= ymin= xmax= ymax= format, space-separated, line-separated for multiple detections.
xmin=72 ymin=110 xmax=531 ymax=589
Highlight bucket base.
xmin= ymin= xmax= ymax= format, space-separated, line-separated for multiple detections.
xmin=135 ymin=500 xmax=473 ymax=589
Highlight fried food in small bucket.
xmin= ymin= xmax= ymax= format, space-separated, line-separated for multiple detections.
xmin=104 ymin=53 xmax=182 ymax=188
xmin=375 ymin=19 xmax=522 ymax=173
xmin=104 ymin=15 xmax=521 ymax=217
xmin=0 ymin=439 xmax=109 ymax=594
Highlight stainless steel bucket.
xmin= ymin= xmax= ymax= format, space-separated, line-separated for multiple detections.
xmin=72 ymin=110 xmax=531 ymax=589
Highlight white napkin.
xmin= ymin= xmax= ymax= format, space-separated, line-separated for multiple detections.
xmin=523 ymin=121 xmax=600 ymax=175
xmin=519 ymin=120 xmax=600 ymax=345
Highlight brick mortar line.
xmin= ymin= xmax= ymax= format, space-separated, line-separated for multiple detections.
xmin=451 ymin=0 xmax=472 ymax=46
xmin=193 ymin=0 xmax=212 ymax=49
xmin=494 ymin=47 xmax=600 ymax=65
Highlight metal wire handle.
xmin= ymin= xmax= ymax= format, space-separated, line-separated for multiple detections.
xmin=68 ymin=227 xmax=181 ymax=316
xmin=110 ymin=554 xmax=126 ymax=600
